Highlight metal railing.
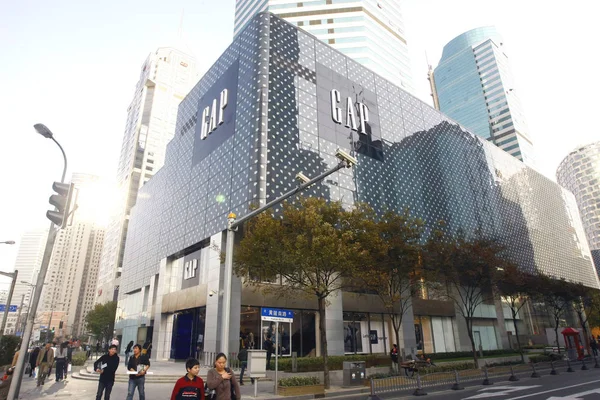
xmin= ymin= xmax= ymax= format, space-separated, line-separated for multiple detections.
xmin=369 ymin=360 xmax=582 ymax=396
xmin=200 ymin=351 xmax=240 ymax=370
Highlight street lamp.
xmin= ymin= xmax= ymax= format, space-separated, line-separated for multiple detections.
xmin=0 ymin=241 xmax=15 ymax=245
xmin=220 ymin=148 xmax=358 ymax=357
xmin=8 ymin=124 xmax=68 ymax=400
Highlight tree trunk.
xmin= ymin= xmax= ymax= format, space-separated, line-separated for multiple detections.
xmin=466 ymin=319 xmax=479 ymax=368
xmin=578 ymin=311 xmax=590 ymax=356
xmin=318 ymin=296 xmax=330 ymax=389
xmin=554 ymin=322 xmax=561 ymax=354
xmin=512 ymin=308 xmax=524 ymax=363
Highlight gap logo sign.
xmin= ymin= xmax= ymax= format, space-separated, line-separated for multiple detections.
xmin=193 ymin=60 xmax=239 ymax=165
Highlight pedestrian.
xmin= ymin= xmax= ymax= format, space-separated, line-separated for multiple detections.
xmin=11 ymin=344 xmax=21 ymax=368
xmin=65 ymin=342 xmax=73 ymax=377
xmin=96 ymin=342 xmax=101 ymax=358
xmin=591 ymin=337 xmax=599 ymax=356
xmin=29 ymin=347 xmax=40 ymax=378
xmin=237 ymin=347 xmax=253 ymax=386
xmin=126 ymin=344 xmax=150 ymax=400
xmin=54 ymin=342 xmax=68 ymax=382
xmin=390 ymin=344 xmax=399 ymax=373
xmin=36 ymin=342 xmax=54 ymax=387
xmin=263 ymin=336 xmax=273 ymax=370
xmin=0 ymin=367 xmax=14 ymax=400
xmin=170 ymin=358 xmax=205 ymax=400
xmin=142 ymin=341 xmax=152 ymax=358
xmin=111 ymin=337 xmax=119 ymax=348
xmin=94 ymin=344 xmax=119 ymax=400
xmin=124 ymin=341 xmax=134 ymax=366
xmin=207 ymin=353 xmax=240 ymax=400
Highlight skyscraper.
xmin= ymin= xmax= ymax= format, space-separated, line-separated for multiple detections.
xmin=557 ymin=142 xmax=600 ymax=274
xmin=6 ymin=228 xmax=48 ymax=334
xmin=432 ymin=27 xmax=534 ymax=165
xmin=96 ymin=48 xmax=197 ymax=304
xmin=38 ymin=173 xmax=105 ymax=338
xmin=234 ymin=0 xmax=413 ymax=91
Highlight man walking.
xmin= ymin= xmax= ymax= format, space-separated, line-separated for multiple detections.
xmin=127 ymin=344 xmax=150 ymax=400
xmin=94 ymin=344 xmax=119 ymax=400
xmin=390 ymin=344 xmax=399 ymax=374
xmin=36 ymin=342 xmax=54 ymax=387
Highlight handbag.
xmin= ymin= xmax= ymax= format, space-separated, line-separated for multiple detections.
xmin=226 ymin=368 xmax=237 ymax=400
xmin=204 ymin=382 xmax=216 ymax=400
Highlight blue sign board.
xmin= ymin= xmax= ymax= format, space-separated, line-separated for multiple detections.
xmin=261 ymin=307 xmax=294 ymax=322
xmin=0 ymin=305 xmax=17 ymax=312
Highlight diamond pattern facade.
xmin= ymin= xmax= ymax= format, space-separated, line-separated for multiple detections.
xmin=120 ymin=13 xmax=598 ymax=300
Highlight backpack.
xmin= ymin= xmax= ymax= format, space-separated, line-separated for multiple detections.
xmin=204 ymin=382 xmax=217 ymax=400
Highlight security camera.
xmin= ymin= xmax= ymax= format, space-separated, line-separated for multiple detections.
xmin=209 ymin=290 xmax=217 ymax=297
xmin=335 ymin=148 xmax=358 ymax=167
xmin=296 ymin=172 xmax=311 ymax=184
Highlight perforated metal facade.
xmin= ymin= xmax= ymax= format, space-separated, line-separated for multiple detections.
xmin=120 ymin=13 xmax=598 ymax=299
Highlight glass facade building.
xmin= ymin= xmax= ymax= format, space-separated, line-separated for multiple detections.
xmin=433 ymin=27 xmax=534 ymax=166
xmin=116 ymin=14 xmax=598 ymax=361
xmin=234 ymin=0 xmax=413 ymax=92
xmin=557 ymin=142 xmax=600 ymax=275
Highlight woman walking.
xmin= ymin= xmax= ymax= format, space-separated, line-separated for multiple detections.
xmin=55 ymin=342 xmax=68 ymax=382
xmin=124 ymin=341 xmax=134 ymax=366
xmin=207 ymin=353 xmax=241 ymax=400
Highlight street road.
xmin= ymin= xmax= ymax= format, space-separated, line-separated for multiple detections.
xmin=396 ymin=368 xmax=600 ymax=400
xmin=17 ymin=375 xmax=175 ymax=399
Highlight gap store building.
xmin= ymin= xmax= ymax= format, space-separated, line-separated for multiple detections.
xmin=116 ymin=13 xmax=599 ymax=361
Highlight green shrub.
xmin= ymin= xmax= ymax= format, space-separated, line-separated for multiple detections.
xmin=420 ymin=362 xmax=476 ymax=374
xmin=71 ymin=351 xmax=88 ymax=366
xmin=0 ymin=336 xmax=20 ymax=367
xmin=278 ymin=376 xmax=320 ymax=387
xmin=430 ymin=349 xmax=518 ymax=360
xmin=523 ymin=344 xmax=547 ymax=349
xmin=270 ymin=354 xmax=390 ymax=372
xmin=528 ymin=354 xmax=562 ymax=363
xmin=485 ymin=360 xmax=524 ymax=367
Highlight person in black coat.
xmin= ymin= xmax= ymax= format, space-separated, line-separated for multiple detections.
xmin=29 ymin=347 xmax=40 ymax=378
xmin=94 ymin=345 xmax=120 ymax=400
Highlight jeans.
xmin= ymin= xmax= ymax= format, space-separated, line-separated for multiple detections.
xmin=96 ymin=380 xmax=114 ymax=400
xmin=124 ymin=352 xmax=130 ymax=366
xmin=126 ymin=377 xmax=145 ymax=400
xmin=55 ymin=359 xmax=65 ymax=381
xmin=240 ymin=361 xmax=247 ymax=382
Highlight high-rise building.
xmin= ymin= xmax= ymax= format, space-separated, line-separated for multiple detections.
xmin=96 ymin=48 xmax=197 ymax=304
xmin=432 ymin=27 xmax=534 ymax=165
xmin=39 ymin=174 xmax=105 ymax=338
xmin=6 ymin=228 xmax=48 ymax=334
xmin=234 ymin=0 xmax=413 ymax=92
xmin=116 ymin=13 xmax=597 ymax=360
xmin=557 ymin=142 xmax=600 ymax=274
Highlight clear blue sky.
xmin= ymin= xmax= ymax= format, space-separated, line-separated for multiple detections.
xmin=1 ymin=0 xmax=598 ymax=288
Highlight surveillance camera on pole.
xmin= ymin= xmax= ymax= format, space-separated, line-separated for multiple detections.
xmin=295 ymin=172 xmax=311 ymax=184
xmin=47 ymin=182 xmax=74 ymax=228
xmin=335 ymin=148 xmax=358 ymax=167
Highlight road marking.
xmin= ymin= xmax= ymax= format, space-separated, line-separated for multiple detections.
xmin=505 ymin=379 xmax=600 ymax=400
xmin=546 ymin=388 xmax=600 ymax=399
xmin=463 ymin=385 xmax=541 ymax=399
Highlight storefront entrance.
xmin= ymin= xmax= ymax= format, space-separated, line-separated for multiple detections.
xmin=171 ymin=307 xmax=206 ymax=360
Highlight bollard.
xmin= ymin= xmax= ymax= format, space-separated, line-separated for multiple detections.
xmin=366 ymin=378 xmax=383 ymax=400
xmin=508 ymin=365 xmax=519 ymax=382
xmin=413 ymin=373 xmax=427 ymax=396
xmin=550 ymin=360 xmax=558 ymax=375
xmin=567 ymin=359 xmax=574 ymax=373
xmin=531 ymin=363 xmax=540 ymax=378
xmin=582 ymin=359 xmax=588 ymax=371
xmin=451 ymin=370 xmax=464 ymax=390
xmin=482 ymin=366 xmax=493 ymax=386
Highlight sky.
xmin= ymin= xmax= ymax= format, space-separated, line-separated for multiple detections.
xmin=1 ymin=0 xmax=598 ymax=289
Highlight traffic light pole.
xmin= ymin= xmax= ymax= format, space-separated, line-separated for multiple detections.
xmin=0 ymin=269 xmax=18 ymax=338
xmin=8 ymin=223 xmax=57 ymax=400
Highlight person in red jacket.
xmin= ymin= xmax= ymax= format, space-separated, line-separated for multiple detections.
xmin=171 ymin=358 xmax=205 ymax=400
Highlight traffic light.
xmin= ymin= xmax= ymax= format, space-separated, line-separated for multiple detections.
xmin=46 ymin=182 xmax=74 ymax=228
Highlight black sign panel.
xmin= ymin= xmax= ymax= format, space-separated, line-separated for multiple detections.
xmin=192 ymin=60 xmax=239 ymax=165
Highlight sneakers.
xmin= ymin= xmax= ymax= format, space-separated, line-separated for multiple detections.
xmin=240 ymin=381 xmax=245 ymax=385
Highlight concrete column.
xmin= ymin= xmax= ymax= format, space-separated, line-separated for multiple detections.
xmin=152 ymin=259 xmax=169 ymax=360
xmin=204 ymin=232 xmax=223 ymax=353
xmin=324 ymin=290 xmax=344 ymax=356
xmin=453 ymin=303 xmax=472 ymax=352
xmin=494 ymin=297 xmax=510 ymax=349
xmin=399 ymin=299 xmax=417 ymax=358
